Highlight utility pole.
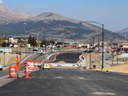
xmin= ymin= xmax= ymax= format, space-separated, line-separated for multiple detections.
xmin=112 ymin=51 xmax=114 ymax=65
xmin=3 ymin=51 xmax=5 ymax=66
xmin=101 ymin=24 xmax=104 ymax=70
xmin=117 ymin=50 xmax=118 ymax=65
xmin=92 ymin=37 xmax=95 ymax=47
xmin=89 ymin=52 xmax=92 ymax=69
xmin=86 ymin=21 xmax=104 ymax=70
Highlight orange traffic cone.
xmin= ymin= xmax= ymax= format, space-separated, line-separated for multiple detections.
xmin=24 ymin=63 xmax=29 ymax=79
xmin=15 ymin=56 xmax=20 ymax=78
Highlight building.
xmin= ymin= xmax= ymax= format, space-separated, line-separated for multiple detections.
xmin=119 ymin=43 xmax=128 ymax=53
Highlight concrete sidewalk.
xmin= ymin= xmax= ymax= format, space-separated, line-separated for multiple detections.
xmin=0 ymin=70 xmax=25 ymax=87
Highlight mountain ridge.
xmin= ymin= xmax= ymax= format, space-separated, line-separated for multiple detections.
xmin=29 ymin=12 xmax=81 ymax=24
xmin=117 ymin=27 xmax=128 ymax=38
xmin=0 ymin=4 xmax=34 ymax=24
xmin=0 ymin=4 xmax=126 ymax=42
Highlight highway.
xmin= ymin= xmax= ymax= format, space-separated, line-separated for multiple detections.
xmin=0 ymin=52 xmax=128 ymax=96
xmin=0 ymin=68 xmax=128 ymax=96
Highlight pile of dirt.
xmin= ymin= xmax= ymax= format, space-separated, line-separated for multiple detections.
xmin=56 ymin=61 xmax=66 ymax=64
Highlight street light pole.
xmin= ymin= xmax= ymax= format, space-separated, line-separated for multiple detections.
xmin=101 ymin=24 xmax=104 ymax=70
xmin=3 ymin=44 xmax=6 ymax=66
xmin=23 ymin=23 xmax=28 ymax=56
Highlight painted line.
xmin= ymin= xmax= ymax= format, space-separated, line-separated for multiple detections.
xmin=92 ymin=92 xmax=116 ymax=96
xmin=78 ymin=76 xmax=85 ymax=80
xmin=55 ymin=76 xmax=63 ymax=79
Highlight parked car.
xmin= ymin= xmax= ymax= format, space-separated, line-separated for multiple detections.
xmin=42 ymin=63 xmax=50 ymax=70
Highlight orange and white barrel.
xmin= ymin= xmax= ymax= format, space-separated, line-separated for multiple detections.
xmin=9 ymin=65 xmax=16 ymax=78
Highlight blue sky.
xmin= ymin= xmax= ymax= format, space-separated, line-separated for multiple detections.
xmin=1 ymin=0 xmax=128 ymax=31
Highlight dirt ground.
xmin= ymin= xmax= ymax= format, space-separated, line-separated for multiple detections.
xmin=0 ymin=53 xmax=26 ymax=66
xmin=82 ymin=53 xmax=128 ymax=74
xmin=102 ymin=63 xmax=128 ymax=74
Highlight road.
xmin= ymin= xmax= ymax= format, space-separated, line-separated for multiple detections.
xmin=0 ymin=52 xmax=128 ymax=96
xmin=0 ymin=68 xmax=128 ymax=96
xmin=54 ymin=52 xmax=82 ymax=63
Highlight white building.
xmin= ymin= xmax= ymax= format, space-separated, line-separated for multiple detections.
xmin=9 ymin=37 xmax=18 ymax=44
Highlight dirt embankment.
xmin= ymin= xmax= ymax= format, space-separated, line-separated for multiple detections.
xmin=82 ymin=53 xmax=128 ymax=74
xmin=0 ymin=53 xmax=26 ymax=66
xmin=102 ymin=63 xmax=128 ymax=74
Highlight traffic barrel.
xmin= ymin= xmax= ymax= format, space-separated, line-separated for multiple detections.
xmin=24 ymin=63 xmax=29 ymax=79
xmin=9 ymin=65 xmax=16 ymax=78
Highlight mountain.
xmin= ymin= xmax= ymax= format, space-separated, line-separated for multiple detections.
xmin=0 ymin=5 xmax=126 ymax=42
xmin=30 ymin=12 xmax=80 ymax=23
xmin=0 ymin=4 xmax=33 ymax=24
xmin=117 ymin=27 xmax=128 ymax=38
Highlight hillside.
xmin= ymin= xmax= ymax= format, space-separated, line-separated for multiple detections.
xmin=0 ymin=4 xmax=32 ymax=24
xmin=0 ymin=19 xmax=125 ymax=41
xmin=117 ymin=27 xmax=128 ymax=38
xmin=0 ymin=4 xmax=126 ymax=41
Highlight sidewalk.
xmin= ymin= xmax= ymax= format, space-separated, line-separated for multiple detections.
xmin=0 ymin=70 xmax=26 ymax=87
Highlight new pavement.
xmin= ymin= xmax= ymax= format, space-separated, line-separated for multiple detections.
xmin=0 ymin=68 xmax=128 ymax=96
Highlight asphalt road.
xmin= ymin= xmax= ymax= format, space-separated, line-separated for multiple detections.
xmin=0 ymin=68 xmax=128 ymax=96
xmin=54 ymin=52 xmax=82 ymax=63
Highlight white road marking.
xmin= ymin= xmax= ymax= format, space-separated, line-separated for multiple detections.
xmin=55 ymin=76 xmax=63 ymax=79
xmin=71 ymin=76 xmax=90 ymax=80
xmin=92 ymin=92 xmax=116 ymax=96
xmin=78 ymin=76 xmax=85 ymax=80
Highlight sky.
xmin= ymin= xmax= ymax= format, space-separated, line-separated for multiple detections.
xmin=0 ymin=0 xmax=128 ymax=32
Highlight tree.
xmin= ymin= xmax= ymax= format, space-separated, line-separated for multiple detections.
xmin=40 ymin=39 xmax=48 ymax=52
xmin=56 ymin=41 xmax=64 ymax=46
xmin=28 ymin=36 xmax=37 ymax=47
xmin=49 ymin=40 xmax=55 ymax=45
xmin=0 ymin=40 xmax=5 ymax=47
xmin=1 ymin=41 xmax=9 ymax=47
xmin=41 ymin=39 xmax=47 ymax=47
xmin=28 ymin=35 xmax=32 ymax=44
xmin=40 ymin=39 xmax=55 ymax=47
xmin=32 ymin=37 xmax=37 ymax=46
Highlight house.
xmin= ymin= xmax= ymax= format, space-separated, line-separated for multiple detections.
xmin=0 ymin=48 xmax=12 ymax=53
xmin=119 ymin=43 xmax=128 ymax=53
xmin=9 ymin=37 xmax=18 ymax=44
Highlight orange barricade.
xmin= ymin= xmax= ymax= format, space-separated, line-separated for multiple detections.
xmin=27 ymin=60 xmax=35 ymax=71
xmin=9 ymin=65 xmax=16 ymax=78
xmin=24 ymin=63 xmax=29 ymax=79
xmin=34 ymin=61 xmax=39 ymax=70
